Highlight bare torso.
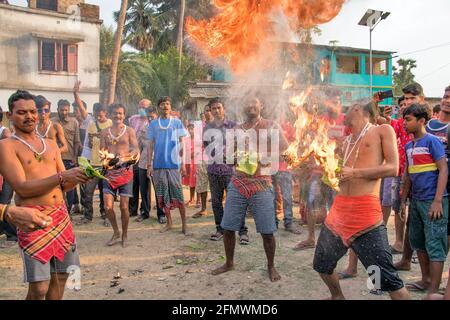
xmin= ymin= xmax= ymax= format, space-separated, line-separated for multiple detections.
xmin=3 ymin=138 xmax=65 ymax=207
xmin=101 ymin=125 xmax=137 ymax=157
xmin=339 ymin=126 xmax=384 ymax=197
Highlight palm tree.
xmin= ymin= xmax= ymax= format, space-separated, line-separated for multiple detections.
xmin=176 ymin=0 xmax=186 ymax=75
xmin=108 ymin=0 xmax=128 ymax=105
xmin=100 ymin=26 xmax=150 ymax=109
xmin=141 ymin=46 xmax=208 ymax=107
xmin=117 ymin=0 xmax=213 ymax=53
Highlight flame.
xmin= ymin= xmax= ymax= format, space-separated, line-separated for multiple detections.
xmin=186 ymin=0 xmax=345 ymax=73
xmin=283 ymin=86 xmax=340 ymax=191
xmin=282 ymin=71 xmax=295 ymax=90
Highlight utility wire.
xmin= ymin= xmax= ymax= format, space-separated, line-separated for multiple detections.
xmin=417 ymin=61 xmax=450 ymax=80
xmin=391 ymin=41 xmax=450 ymax=59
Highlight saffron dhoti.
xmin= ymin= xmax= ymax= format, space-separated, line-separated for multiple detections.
xmin=325 ymin=195 xmax=383 ymax=247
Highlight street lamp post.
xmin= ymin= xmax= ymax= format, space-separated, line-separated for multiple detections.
xmin=358 ymin=10 xmax=390 ymax=97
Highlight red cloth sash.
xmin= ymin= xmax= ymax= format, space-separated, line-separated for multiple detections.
xmin=231 ymin=175 xmax=273 ymax=199
xmin=325 ymin=195 xmax=383 ymax=247
xmin=17 ymin=204 xmax=75 ymax=264
xmin=105 ymin=167 xmax=133 ymax=189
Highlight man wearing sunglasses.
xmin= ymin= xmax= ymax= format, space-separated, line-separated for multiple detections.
xmin=34 ymin=95 xmax=68 ymax=154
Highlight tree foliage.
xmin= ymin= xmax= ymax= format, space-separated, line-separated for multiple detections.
xmin=393 ymin=58 xmax=418 ymax=96
xmin=100 ymin=26 xmax=208 ymax=111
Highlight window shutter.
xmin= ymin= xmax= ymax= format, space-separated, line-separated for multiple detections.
xmin=56 ymin=42 xmax=62 ymax=71
xmin=67 ymin=44 xmax=78 ymax=74
xmin=38 ymin=40 xmax=42 ymax=71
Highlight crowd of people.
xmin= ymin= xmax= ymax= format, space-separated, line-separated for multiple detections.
xmin=0 ymin=80 xmax=450 ymax=301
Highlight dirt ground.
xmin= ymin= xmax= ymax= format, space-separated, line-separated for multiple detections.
xmin=0 ymin=188 xmax=448 ymax=300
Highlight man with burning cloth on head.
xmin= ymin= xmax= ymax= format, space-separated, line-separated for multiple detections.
xmin=0 ymin=90 xmax=91 ymax=300
xmin=312 ymin=102 xmax=410 ymax=300
xmin=212 ymin=96 xmax=288 ymax=282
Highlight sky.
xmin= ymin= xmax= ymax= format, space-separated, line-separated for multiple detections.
xmin=9 ymin=0 xmax=450 ymax=97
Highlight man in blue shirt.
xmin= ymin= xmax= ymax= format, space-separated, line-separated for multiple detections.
xmin=147 ymin=97 xmax=189 ymax=234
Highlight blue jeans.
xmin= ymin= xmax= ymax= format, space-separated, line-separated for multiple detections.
xmin=208 ymin=173 xmax=247 ymax=235
xmin=272 ymin=171 xmax=293 ymax=228
xmin=63 ymin=160 xmax=79 ymax=210
xmin=221 ymin=183 xmax=276 ymax=235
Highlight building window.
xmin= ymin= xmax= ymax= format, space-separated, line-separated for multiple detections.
xmin=366 ymin=57 xmax=388 ymax=75
xmin=39 ymin=40 xmax=78 ymax=73
xmin=336 ymin=55 xmax=360 ymax=74
xmin=36 ymin=0 xmax=58 ymax=11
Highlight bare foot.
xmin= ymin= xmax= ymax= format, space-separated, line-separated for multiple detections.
xmin=107 ymin=233 xmax=121 ymax=246
xmin=211 ymin=264 xmax=234 ymax=275
xmin=268 ymin=266 xmax=281 ymax=282
xmin=425 ymin=293 xmax=444 ymax=300
xmin=292 ymin=239 xmax=315 ymax=251
xmin=182 ymin=226 xmax=193 ymax=236
xmin=394 ymin=260 xmax=411 ymax=271
xmin=159 ymin=224 xmax=172 ymax=233
xmin=121 ymin=236 xmax=128 ymax=248
xmin=185 ymin=200 xmax=195 ymax=207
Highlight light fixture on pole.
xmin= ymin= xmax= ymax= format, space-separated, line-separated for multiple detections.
xmin=358 ymin=9 xmax=390 ymax=96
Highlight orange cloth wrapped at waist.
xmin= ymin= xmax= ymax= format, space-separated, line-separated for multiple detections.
xmin=17 ymin=204 xmax=75 ymax=264
xmin=105 ymin=167 xmax=133 ymax=189
xmin=325 ymin=195 xmax=383 ymax=247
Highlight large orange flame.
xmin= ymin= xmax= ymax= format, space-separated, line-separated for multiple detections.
xmin=283 ymin=87 xmax=341 ymax=191
xmin=186 ymin=0 xmax=345 ymax=73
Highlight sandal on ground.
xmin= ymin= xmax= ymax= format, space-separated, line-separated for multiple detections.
xmin=337 ymin=272 xmax=357 ymax=280
xmin=285 ymin=224 xmax=302 ymax=235
xmin=239 ymin=234 xmax=250 ymax=245
xmin=292 ymin=241 xmax=315 ymax=251
xmin=405 ymin=282 xmax=427 ymax=292
xmin=210 ymin=232 xmax=223 ymax=241
xmin=76 ymin=217 xmax=92 ymax=226
xmin=192 ymin=211 xmax=207 ymax=219
xmin=102 ymin=219 xmax=110 ymax=227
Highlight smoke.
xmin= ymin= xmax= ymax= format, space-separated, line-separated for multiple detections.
xmin=186 ymin=0 xmax=347 ymax=120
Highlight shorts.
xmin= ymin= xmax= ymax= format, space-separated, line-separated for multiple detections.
xmin=195 ymin=162 xmax=210 ymax=193
xmin=408 ymin=198 xmax=448 ymax=262
xmin=302 ymin=174 xmax=334 ymax=212
xmin=221 ymin=183 xmax=277 ymax=235
xmin=313 ymin=225 xmax=404 ymax=292
xmin=21 ymin=244 xmax=80 ymax=283
xmin=103 ymin=179 xmax=133 ymax=198
xmin=380 ymin=177 xmax=401 ymax=212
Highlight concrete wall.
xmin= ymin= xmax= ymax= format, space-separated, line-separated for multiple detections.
xmin=0 ymin=3 xmax=100 ymax=112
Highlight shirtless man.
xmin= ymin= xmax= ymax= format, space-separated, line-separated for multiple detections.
xmin=100 ymin=103 xmax=139 ymax=248
xmin=0 ymin=90 xmax=90 ymax=300
xmin=312 ymin=102 xmax=410 ymax=300
xmin=212 ymin=97 xmax=288 ymax=282
xmin=34 ymin=95 xmax=68 ymax=154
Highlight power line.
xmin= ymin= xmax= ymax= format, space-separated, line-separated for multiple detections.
xmin=417 ymin=61 xmax=450 ymax=80
xmin=392 ymin=41 xmax=450 ymax=59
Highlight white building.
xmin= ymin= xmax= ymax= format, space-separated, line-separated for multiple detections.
xmin=0 ymin=0 xmax=101 ymax=113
